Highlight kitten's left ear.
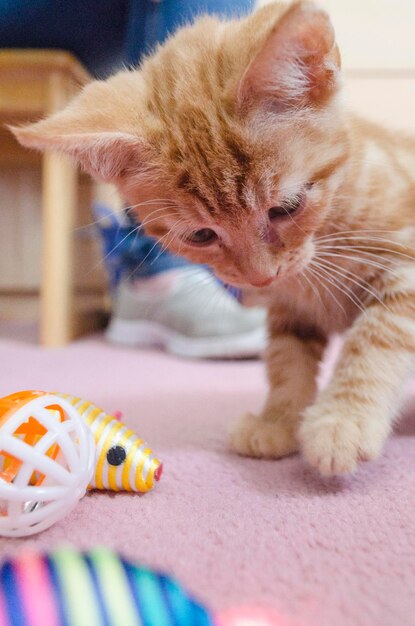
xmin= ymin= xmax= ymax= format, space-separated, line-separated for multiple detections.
xmin=10 ymin=80 xmax=153 ymax=181
xmin=238 ymin=1 xmax=341 ymax=112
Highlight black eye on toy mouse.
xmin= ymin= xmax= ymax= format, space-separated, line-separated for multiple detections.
xmin=106 ymin=445 xmax=127 ymax=466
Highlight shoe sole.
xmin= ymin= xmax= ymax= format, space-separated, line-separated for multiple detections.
xmin=105 ymin=318 xmax=266 ymax=359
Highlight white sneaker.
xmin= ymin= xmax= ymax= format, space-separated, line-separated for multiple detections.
xmin=106 ymin=268 xmax=267 ymax=359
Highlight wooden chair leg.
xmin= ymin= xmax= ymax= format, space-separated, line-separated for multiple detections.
xmin=40 ymin=152 xmax=77 ymax=346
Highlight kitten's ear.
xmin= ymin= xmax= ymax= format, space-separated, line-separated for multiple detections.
xmin=237 ymin=1 xmax=341 ymax=112
xmin=10 ymin=80 xmax=151 ymax=181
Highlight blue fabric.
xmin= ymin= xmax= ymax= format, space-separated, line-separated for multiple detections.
xmin=0 ymin=0 xmax=128 ymax=76
xmin=0 ymin=0 xmax=253 ymax=74
xmin=0 ymin=0 xmax=253 ymax=279
xmin=93 ymin=203 xmax=189 ymax=290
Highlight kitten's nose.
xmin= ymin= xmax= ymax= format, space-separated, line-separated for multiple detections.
xmin=250 ymin=276 xmax=274 ymax=288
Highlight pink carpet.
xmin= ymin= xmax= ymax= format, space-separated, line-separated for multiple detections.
xmin=1 ymin=327 xmax=415 ymax=626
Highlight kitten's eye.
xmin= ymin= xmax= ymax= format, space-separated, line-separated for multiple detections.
xmin=268 ymin=194 xmax=304 ymax=221
xmin=186 ymin=228 xmax=218 ymax=246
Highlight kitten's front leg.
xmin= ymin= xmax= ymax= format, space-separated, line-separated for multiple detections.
xmin=230 ymin=330 xmax=326 ymax=458
xmin=300 ymin=274 xmax=415 ymax=475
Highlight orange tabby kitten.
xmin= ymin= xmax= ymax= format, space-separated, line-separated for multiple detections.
xmin=13 ymin=1 xmax=415 ymax=476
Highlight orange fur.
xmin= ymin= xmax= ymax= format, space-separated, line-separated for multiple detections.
xmin=11 ymin=1 xmax=415 ymax=476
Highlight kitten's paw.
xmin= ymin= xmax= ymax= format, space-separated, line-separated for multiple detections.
xmin=299 ymin=405 xmax=387 ymax=476
xmin=229 ymin=412 xmax=298 ymax=459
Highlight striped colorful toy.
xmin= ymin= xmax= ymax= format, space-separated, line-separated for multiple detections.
xmin=0 ymin=548 xmax=215 ymax=626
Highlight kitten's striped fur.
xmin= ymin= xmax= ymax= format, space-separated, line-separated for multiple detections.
xmin=13 ymin=1 xmax=415 ymax=475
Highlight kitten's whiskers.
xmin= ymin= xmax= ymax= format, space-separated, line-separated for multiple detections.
xmin=309 ymin=261 xmax=366 ymax=315
xmin=311 ymin=257 xmax=388 ymax=312
xmin=306 ymin=264 xmax=348 ymax=317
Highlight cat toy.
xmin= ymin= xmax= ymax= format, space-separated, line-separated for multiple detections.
xmin=0 ymin=547 xmax=280 ymax=626
xmin=55 ymin=393 xmax=163 ymax=492
xmin=0 ymin=547 xmax=214 ymax=626
xmin=0 ymin=391 xmax=162 ymax=537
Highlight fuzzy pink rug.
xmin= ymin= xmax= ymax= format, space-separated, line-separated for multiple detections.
xmin=1 ymin=328 xmax=415 ymax=626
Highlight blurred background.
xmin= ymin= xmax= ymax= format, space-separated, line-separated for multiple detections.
xmin=0 ymin=0 xmax=414 ymax=350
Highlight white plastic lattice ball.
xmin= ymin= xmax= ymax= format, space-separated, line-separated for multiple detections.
xmin=0 ymin=391 xmax=95 ymax=537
